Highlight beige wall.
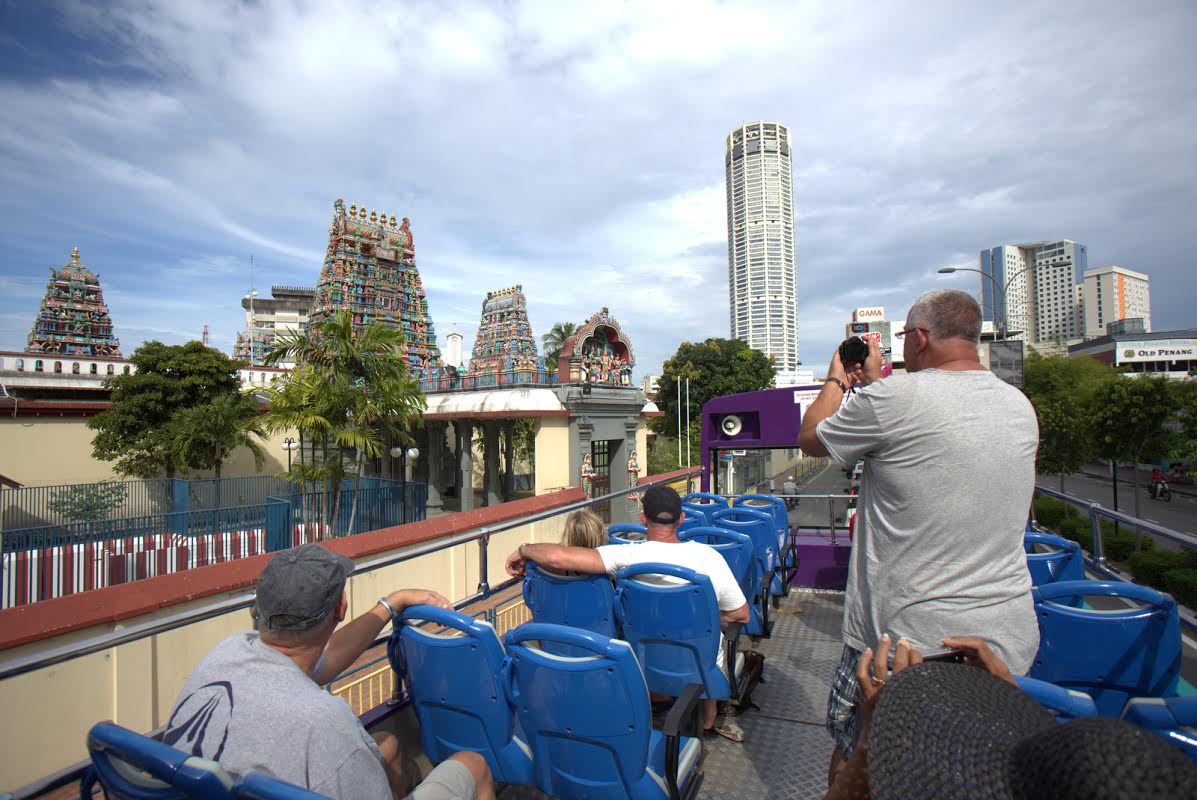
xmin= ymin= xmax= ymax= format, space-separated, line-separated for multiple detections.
xmin=533 ymin=417 xmax=572 ymax=495
xmin=0 ymin=415 xmax=294 ymax=487
xmin=0 ymin=515 xmax=564 ymax=790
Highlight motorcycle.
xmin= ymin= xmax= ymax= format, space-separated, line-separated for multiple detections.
xmin=1149 ymin=480 xmax=1172 ymax=502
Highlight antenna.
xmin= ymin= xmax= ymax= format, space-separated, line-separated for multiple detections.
xmin=248 ymin=254 xmax=256 ymax=366
xmin=202 ymin=324 xmax=209 ymax=346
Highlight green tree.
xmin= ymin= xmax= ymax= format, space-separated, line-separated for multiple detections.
xmin=1022 ymin=352 xmax=1117 ymax=491
xmin=541 ymin=322 xmax=577 ymax=373
xmin=88 ymin=341 xmax=243 ymax=478
xmin=652 ymin=338 xmax=775 ymax=438
xmin=263 ymin=311 xmax=426 ymax=536
xmin=169 ymin=394 xmax=267 ymax=508
xmin=1170 ymin=380 xmax=1197 ymax=478
xmin=1092 ymin=375 xmax=1178 ymax=546
xmin=47 ymin=480 xmax=129 ymax=522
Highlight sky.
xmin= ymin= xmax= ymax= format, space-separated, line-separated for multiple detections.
xmin=1 ymin=0 xmax=1194 ymax=381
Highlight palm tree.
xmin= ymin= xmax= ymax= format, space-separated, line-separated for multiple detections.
xmin=541 ymin=321 xmax=577 ymax=373
xmin=262 ymin=311 xmax=426 ymax=536
xmin=169 ymin=394 xmax=267 ymax=509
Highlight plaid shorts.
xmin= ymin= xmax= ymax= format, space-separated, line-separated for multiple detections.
xmin=826 ymin=643 xmax=864 ymax=756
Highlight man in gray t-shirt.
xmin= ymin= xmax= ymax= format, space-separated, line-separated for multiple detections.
xmin=799 ymin=289 xmax=1039 ymax=781
xmin=164 ymin=544 xmax=494 ymax=800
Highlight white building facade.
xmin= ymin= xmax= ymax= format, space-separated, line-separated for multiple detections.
xmin=725 ymin=121 xmax=800 ymax=383
xmin=979 ymin=240 xmax=1088 ymax=344
xmin=1081 ymin=266 xmax=1151 ymax=339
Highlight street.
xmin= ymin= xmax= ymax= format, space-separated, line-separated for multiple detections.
xmin=1039 ymin=472 xmax=1197 ymax=540
xmin=788 ymin=461 xmax=854 ymax=529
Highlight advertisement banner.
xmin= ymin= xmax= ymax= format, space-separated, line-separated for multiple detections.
xmin=1115 ymin=339 xmax=1197 ymax=365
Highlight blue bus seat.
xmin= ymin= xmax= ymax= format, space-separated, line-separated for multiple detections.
xmin=710 ymin=506 xmax=776 ymax=589
xmin=388 ymin=605 xmax=533 ymax=786
xmin=83 ymin=721 xmax=235 ymax=800
xmin=1120 ymin=696 xmax=1197 ymax=764
xmin=609 ymin=523 xmax=648 ymax=544
xmin=1030 ymin=580 xmax=1181 ymax=717
xmin=1014 ymin=675 xmax=1099 ymax=722
xmin=678 ymin=526 xmax=770 ymax=639
xmin=677 ymin=516 xmax=703 ymax=534
xmin=503 ymin=623 xmax=704 ymax=800
xmin=1024 ymin=532 xmax=1085 ymax=587
xmin=522 ymin=562 xmax=617 ymax=654
xmin=613 ymin=562 xmax=751 ymax=704
xmin=681 ymin=492 xmax=727 ymax=512
xmin=732 ymin=495 xmax=793 ymax=596
xmin=232 ymin=773 xmax=329 ymax=799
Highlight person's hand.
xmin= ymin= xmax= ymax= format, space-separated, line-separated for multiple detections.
xmin=505 ymin=548 xmax=526 ymax=578
xmin=860 ymin=337 xmax=884 ymax=385
xmin=941 ymin=636 xmax=1016 ymax=686
xmin=856 ymin=635 xmax=923 ymax=730
xmin=829 ymin=349 xmax=856 ymax=388
xmin=388 ymin=589 xmax=451 ymax=612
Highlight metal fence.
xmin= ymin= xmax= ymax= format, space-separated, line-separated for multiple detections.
xmin=418 ymin=368 xmax=560 ymax=393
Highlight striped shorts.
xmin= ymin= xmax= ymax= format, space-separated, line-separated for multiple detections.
xmin=826 ymin=643 xmax=864 ymax=756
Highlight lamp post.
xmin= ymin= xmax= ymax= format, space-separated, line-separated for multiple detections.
xmin=282 ymin=437 xmax=298 ymax=472
xmin=937 ymin=264 xmax=1036 ymax=340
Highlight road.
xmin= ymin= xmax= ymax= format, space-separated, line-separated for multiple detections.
xmin=1039 ymin=472 xmax=1197 ymax=540
xmin=788 ymin=461 xmax=854 ymax=529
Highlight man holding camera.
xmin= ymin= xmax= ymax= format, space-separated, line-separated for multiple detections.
xmin=797 ymin=289 xmax=1039 ymax=784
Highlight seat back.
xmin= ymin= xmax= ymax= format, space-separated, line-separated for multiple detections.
xmin=607 ymin=523 xmax=647 ymax=544
xmin=677 ymin=526 xmax=758 ymax=599
xmin=711 ymin=506 xmax=776 ymax=574
xmin=503 ymin=624 xmax=654 ymax=799
xmin=389 ymin=605 xmax=532 ymax=785
xmin=1121 ymin=697 xmax=1197 ymax=764
xmin=682 ymin=492 xmax=727 ymax=510
xmin=522 ymin=563 xmax=617 ymax=654
xmin=86 ymin=721 xmax=235 ymax=800
xmin=613 ymin=562 xmax=729 ymax=699
xmin=677 ymin=516 xmax=703 ymax=534
xmin=1024 ymin=532 xmax=1085 ymax=586
xmin=232 ymin=773 xmax=329 ymax=799
xmin=731 ymin=494 xmax=787 ymax=539
xmin=1030 ymin=580 xmax=1181 ymax=716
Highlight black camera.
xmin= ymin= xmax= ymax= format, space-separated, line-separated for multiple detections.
xmin=839 ymin=336 xmax=870 ymax=368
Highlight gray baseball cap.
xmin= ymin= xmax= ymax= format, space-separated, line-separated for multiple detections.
xmin=255 ymin=544 xmax=355 ymax=631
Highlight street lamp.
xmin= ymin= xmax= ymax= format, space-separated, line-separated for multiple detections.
xmin=937 ymin=264 xmax=1036 ymax=340
xmin=390 ymin=446 xmax=420 ymax=483
xmin=282 ymin=437 xmax=298 ymax=471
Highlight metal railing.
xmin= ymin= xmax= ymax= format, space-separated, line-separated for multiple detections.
xmin=419 ymin=369 xmax=560 ymax=393
xmin=1032 ymin=484 xmax=1197 ymax=634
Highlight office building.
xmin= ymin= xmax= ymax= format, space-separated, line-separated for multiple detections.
xmin=233 ymin=285 xmax=314 ymax=367
xmin=1069 ymin=328 xmax=1194 ymax=380
xmin=725 ymin=121 xmax=799 ymax=383
xmin=1081 ymin=266 xmax=1151 ymax=339
xmin=978 ymin=239 xmax=1088 ymax=343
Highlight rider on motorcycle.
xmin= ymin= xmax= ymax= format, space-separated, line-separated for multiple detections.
xmin=1150 ymin=467 xmax=1167 ymax=499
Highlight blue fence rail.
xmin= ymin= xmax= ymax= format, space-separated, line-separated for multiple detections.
xmin=419 ymin=368 xmax=559 ymax=393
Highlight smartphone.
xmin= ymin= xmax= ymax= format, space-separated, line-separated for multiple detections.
xmin=886 ymin=645 xmax=964 ymax=667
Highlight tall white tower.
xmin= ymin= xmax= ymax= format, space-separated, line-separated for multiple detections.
xmin=725 ymin=121 xmax=799 ymax=382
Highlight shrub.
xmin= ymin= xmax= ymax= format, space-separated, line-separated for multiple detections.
xmin=1056 ymin=517 xmax=1093 ymax=552
xmin=1164 ymin=569 xmax=1197 ymax=611
xmin=1128 ymin=550 xmax=1187 ymax=589
xmin=1034 ymin=496 xmax=1068 ymax=528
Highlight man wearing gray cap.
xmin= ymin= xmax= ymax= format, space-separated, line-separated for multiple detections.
xmin=164 ymin=543 xmax=493 ymax=800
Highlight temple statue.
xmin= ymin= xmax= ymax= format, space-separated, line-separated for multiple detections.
xmin=580 ymin=454 xmax=596 ymax=498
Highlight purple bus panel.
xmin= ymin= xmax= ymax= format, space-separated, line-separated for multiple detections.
xmin=699 ymin=386 xmax=816 ymax=492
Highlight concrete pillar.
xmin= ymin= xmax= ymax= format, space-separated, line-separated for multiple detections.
xmin=484 ymin=421 xmax=502 ymax=507
xmin=503 ymin=422 xmax=515 ymax=499
xmin=426 ymin=423 xmax=445 ymax=513
xmin=457 ymin=420 xmax=474 ymax=512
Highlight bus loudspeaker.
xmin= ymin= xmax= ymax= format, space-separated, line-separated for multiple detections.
xmin=720 ymin=414 xmax=743 ymax=437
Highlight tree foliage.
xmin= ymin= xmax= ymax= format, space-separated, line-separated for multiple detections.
xmin=47 ymin=480 xmax=129 ymax=522
xmin=261 ymin=311 xmax=426 ymax=535
xmin=169 ymin=394 xmax=267 ymax=506
xmin=1170 ymin=380 xmax=1197 ymax=476
xmin=1091 ymin=375 xmax=1178 ymax=535
xmin=652 ymin=338 xmax=775 ymax=435
xmin=88 ymin=341 xmax=244 ymax=478
xmin=1022 ymin=352 xmax=1117 ymax=484
xmin=541 ymin=322 xmax=577 ymax=373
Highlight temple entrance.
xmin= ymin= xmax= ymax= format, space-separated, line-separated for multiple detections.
xmin=591 ymin=439 xmax=617 ymax=522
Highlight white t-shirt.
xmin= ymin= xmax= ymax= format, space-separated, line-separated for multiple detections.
xmin=597 ymin=540 xmax=747 ymax=668
xmin=815 ymin=369 xmax=1040 ymax=674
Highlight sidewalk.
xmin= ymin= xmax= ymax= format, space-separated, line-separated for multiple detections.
xmin=1077 ymin=463 xmax=1197 ymax=499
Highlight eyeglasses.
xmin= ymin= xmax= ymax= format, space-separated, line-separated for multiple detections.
xmin=895 ymin=327 xmax=928 ymax=339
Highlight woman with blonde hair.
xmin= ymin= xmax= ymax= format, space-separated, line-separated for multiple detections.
xmin=560 ymin=508 xmax=606 ymax=550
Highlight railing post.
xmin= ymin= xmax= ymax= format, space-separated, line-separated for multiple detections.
xmin=266 ymin=497 xmax=290 ymax=553
xmin=477 ymin=528 xmax=491 ymax=596
xmin=828 ymin=496 xmax=838 ymax=546
xmin=1088 ymin=502 xmax=1106 ymax=569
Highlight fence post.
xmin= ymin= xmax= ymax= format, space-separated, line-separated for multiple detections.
xmin=477 ymin=528 xmax=491 ymax=595
xmin=266 ymin=498 xmax=290 ymax=552
xmin=1088 ymin=503 xmax=1106 ymax=569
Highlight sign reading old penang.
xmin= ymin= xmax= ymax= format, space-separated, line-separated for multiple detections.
xmin=1115 ymin=338 xmax=1197 ymax=365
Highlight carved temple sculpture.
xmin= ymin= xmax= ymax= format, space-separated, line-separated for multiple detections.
xmin=308 ymin=199 xmax=443 ymax=378
xmin=26 ymin=248 xmax=123 ymax=358
xmin=557 ymin=307 xmax=636 ymax=387
xmin=580 ymin=453 xmax=596 ymax=498
xmin=462 ymin=285 xmax=550 ymax=387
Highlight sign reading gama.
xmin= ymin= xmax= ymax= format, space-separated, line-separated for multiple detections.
xmin=1115 ymin=338 xmax=1197 ymax=364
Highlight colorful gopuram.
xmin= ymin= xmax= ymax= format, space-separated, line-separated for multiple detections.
xmin=464 ymin=285 xmax=549 ymax=386
xmin=308 ymin=199 xmax=442 ymax=377
xmin=26 ymin=248 xmax=122 ymax=357
xmin=558 ymin=308 xmax=635 ymax=386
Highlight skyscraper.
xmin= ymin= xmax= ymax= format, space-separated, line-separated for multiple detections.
xmin=1081 ymin=266 xmax=1151 ymax=339
xmin=978 ymin=239 xmax=1087 ymax=343
xmin=725 ymin=121 xmax=799 ymax=382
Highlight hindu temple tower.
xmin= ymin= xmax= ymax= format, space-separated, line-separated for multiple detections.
xmin=26 ymin=247 xmax=122 ymax=357
xmin=308 ymin=199 xmax=442 ymax=377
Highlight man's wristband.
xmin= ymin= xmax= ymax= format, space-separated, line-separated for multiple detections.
xmin=377 ymin=596 xmax=398 ymax=619
xmin=825 ymin=377 xmax=847 ymax=393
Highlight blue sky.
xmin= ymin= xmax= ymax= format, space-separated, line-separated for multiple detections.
xmin=1 ymin=1 xmax=1194 ymax=379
